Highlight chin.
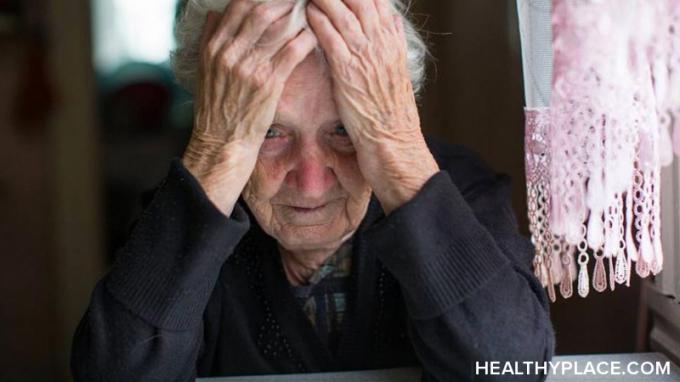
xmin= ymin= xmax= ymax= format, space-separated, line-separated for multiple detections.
xmin=247 ymin=198 xmax=369 ymax=252
xmin=274 ymin=223 xmax=353 ymax=252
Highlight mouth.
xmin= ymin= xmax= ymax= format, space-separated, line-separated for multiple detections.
xmin=274 ymin=198 xmax=344 ymax=226
xmin=290 ymin=203 xmax=328 ymax=213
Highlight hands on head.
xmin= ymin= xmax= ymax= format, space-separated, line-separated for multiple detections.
xmin=181 ymin=0 xmax=438 ymax=223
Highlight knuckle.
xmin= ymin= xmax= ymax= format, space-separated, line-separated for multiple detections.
xmin=251 ymin=67 xmax=269 ymax=88
xmin=341 ymin=14 xmax=357 ymax=31
xmin=218 ymin=50 xmax=236 ymax=70
xmin=354 ymin=37 xmax=370 ymax=53
xmin=287 ymin=41 xmax=305 ymax=59
xmin=346 ymin=37 xmax=369 ymax=57
xmin=253 ymin=4 xmax=276 ymax=25
xmin=268 ymin=15 xmax=287 ymax=35
xmin=358 ymin=39 xmax=374 ymax=57
xmin=357 ymin=3 xmax=371 ymax=16
xmin=233 ymin=62 xmax=251 ymax=80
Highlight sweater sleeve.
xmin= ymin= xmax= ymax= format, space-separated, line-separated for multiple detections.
xmin=364 ymin=170 xmax=555 ymax=382
xmin=71 ymin=158 xmax=250 ymax=382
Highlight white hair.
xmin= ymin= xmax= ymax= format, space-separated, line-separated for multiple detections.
xmin=171 ymin=0 xmax=428 ymax=96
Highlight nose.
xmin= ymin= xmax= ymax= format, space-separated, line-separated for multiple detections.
xmin=285 ymin=139 xmax=336 ymax=201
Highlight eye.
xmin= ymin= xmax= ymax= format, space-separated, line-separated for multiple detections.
xmin=265 ymin=126 xmax=283 ymax=139
xmin=333 ymin=125 xmax=349 ymax=137
xmin=260 ymin=125 xmax=291 ymax=156
xmin=327 ymin=124 xmax=355 ymax=153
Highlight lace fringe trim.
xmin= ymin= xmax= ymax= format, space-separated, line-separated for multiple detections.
xmin=524 ymin=0 xmax=680 ymax=301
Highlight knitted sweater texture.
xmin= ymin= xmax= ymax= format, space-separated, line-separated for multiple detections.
xmin=71 ymin=137 xmax=555 ymax=381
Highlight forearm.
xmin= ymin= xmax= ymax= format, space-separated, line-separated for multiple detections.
xmin=71 ymin=282 xmax=203 ymax=382
xmin=410 ymin=264 xmax=554 ymax=382
xmin=182 ymin=137 xmax=260 ymax=217
xmin=361 ymin=135 xmax=440 ymax=215
xmin=104 ymin=159 xmax=249 ymax=328
xmin=366 ymin=171 xmax=554 ymax=380
xmin=71 ymin=159 xmax=250 ymax=380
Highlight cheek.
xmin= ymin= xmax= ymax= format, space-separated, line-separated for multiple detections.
xmin=331 ymin=151 xmax=371 ymax=200
xmin=333 ymin=153 xmax=371 ymax=229
xmin=243 ymin=155 xmax=290 ymax=204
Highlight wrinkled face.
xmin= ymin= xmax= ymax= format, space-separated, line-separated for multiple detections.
xmin=242 ymin=52 xmax=372 ymax=253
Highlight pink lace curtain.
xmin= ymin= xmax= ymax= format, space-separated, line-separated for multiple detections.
xmin=518 ymin=0 xmax=680 ymax=301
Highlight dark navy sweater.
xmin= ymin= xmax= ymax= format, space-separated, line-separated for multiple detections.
xmin=71 ymin=138 xmax=556 ymax=381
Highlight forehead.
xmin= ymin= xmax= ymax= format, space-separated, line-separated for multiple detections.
xmin=287 ymin=48 xmax=327 ymax=79
xmin=275 ymin=53 xmax=339 ymax=128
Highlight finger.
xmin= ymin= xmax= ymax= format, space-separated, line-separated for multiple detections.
xmin=213 ymin=1 xmax=295 ymax=73
xmin=200 ymin=11 xmax=221 ymax=56
xmin=306 ymin=2 xmax=350 ymax=64
xmin=233 ymin=1 xmax=295 ymax=51
xmin=238 ymin=14 xmax=304 ymax=73
xmin=272 ymin=28 xmax=319 ymax=80
xmin=254 ymin=12 xmax=306 ymax=58
xmin=208 ymin=1 xmax=259 ymax=106
xmin=341 ymin=0 xmax=380 ymax=36
xmin=393 ymin=14 xmax=406 ymax=45
xmin=198 ymin=12 xmax=220 ymax=100
xmin=309 ymin=0 xmax=367 ymax=49
xmin=373 ymin=0 xmax=394 ymax=26
xmin=211 ymin=0 xmax=258 ymax=49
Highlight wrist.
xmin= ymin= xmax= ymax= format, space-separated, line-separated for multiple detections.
xmin=182 ymin=138 xmax=260 ymax=217
xmin=368 ymin=139 xmax=439 ymax=214
xmin=374 ymin=168 xmax=439 ymax=215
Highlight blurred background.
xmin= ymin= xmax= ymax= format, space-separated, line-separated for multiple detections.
xmin=0 ymin=0 xmax=650 ymax=381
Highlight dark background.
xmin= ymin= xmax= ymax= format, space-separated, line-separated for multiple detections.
xmin=0 ymin=0 xmax=650 ymax=381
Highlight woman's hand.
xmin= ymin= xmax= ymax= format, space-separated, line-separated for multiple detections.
xmin=306 ymin=0 xmax=439 ymax=214
xmin=182 ymin=0 xmax=318 ymax=216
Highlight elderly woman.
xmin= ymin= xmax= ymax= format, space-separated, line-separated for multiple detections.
xmin=72 ymin=0 xmax=555 ymax=380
